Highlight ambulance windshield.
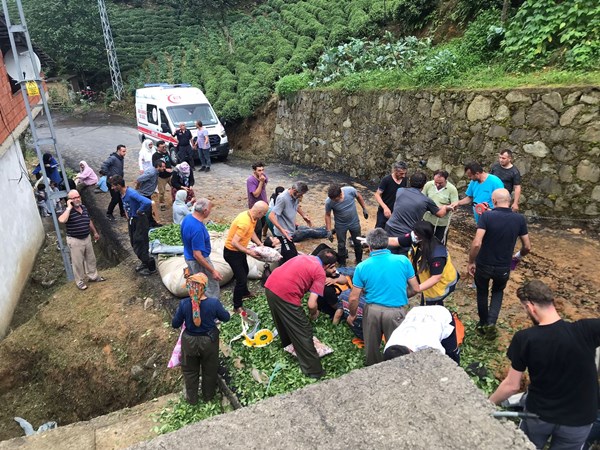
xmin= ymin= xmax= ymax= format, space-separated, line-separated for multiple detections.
xmin=167 ymin=104 xmax=218 ymax=128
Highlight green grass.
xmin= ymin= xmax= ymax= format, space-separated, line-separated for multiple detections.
xmin=323 ymin=66 xmax=600 ymax=92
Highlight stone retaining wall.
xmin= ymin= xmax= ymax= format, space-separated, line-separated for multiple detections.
xmin=274 ymin=87 xmax=600 ymax=219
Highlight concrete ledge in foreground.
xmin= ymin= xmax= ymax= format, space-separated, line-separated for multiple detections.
xmin=131 ymin=350 xmax=534 ymax=449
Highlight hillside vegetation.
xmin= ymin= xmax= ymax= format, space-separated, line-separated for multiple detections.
xmin=18 ymin=0 xmax=600 ymax=118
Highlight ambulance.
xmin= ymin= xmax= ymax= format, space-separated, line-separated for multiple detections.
xmin=135 ymin=84 xmax=230 ymax=161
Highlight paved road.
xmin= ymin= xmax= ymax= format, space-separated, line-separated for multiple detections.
xmin=43 ymin=112 xmax=379 ymax=227
xmin=51 ymin=114 xmax=141 ymax=182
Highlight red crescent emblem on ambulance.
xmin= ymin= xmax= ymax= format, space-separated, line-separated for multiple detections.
xmin=167 ymin=94 xmax=182 ymax=103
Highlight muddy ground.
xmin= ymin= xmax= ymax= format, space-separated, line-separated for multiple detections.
xmin=1 ymin=111 xmax=599 ymax=441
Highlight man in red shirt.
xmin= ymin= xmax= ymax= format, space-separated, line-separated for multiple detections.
xmin=265 ymin=249 xmax=338 ymax=379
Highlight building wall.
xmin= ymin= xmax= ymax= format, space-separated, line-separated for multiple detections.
xmin=274 ymin=87 xmax=600 ymax=219
xmin=0 ymin=51 xmax=45 ymax=339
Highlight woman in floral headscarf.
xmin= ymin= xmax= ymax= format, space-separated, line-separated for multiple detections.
xmin=172 ymin=272 xmax=230 ymax=404
xmin=170 ymin=161 xmax=195 ymax=202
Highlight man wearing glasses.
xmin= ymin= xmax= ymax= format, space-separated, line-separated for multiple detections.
xmin=58 ymin=190 xmax=106 ymax=290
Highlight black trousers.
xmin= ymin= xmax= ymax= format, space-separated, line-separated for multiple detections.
xmin=375 ymin=207 xmax=389 ymax=229
xmin=107 ymin=187 xmax=124 ymax=215
xmin=143 ymin=194 xmax=160 ymax=226
xmin=317 ymin=285 xmax=339 ymax=319
xmin=441 ymin=315 xmax=460 ymax=364
xmin=254 ymin=216 xmax=266 ymax=237
xmin=475 ymin=263 xmax=510 ymax=326
xmin=265 ymin=288 xmax=323 ymax=377
xmin=177 ymin=145 xmax=194 ymax=169
xmin=223 ymin=247 xmax=250 ymax=309
xmin=278 ymin=234 xmax=298 ymax=262
xmin=128 ymin=213 xmax=154 ymax=269
xmin=433 ymin=225 xmax=447 ymax=244
xmin=335 ymin=224 xmax=362 ymax=265
xmin=181 ymin=331 xmax=219 ymax=404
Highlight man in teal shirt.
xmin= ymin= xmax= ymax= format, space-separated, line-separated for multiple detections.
xmin=348 ymin=228 xmax=421 ymax=366
xmin=451 ymin=162 xmax=504 ymax=223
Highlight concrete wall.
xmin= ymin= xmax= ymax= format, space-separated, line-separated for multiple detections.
xmin=0 ymin=139 xmax=45 ymax=339
xmin=133 ymin=351 xmax=535 ymax=450
xmin=274 ymin=87 xmax=600 ymax=219
xmin=0 ymin=49 xmax=45 ymax=339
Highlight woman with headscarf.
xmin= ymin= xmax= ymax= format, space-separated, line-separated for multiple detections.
xmin=172 ymin=189 xmax=194 ymax=225
xmin=138 ymin=139 xmax=155 ymax=173
xmin=74 ymin=161 xmax=98 ymax=187
xmin=170 ymin=161 xmax=195 ymax=203
xmin=32 ymin=152 xmax=62 ymax=185
xmin=389 ymin=220 xmax=459 ymax=306
xmin=171 ymin=272 xmax=230 ymax=404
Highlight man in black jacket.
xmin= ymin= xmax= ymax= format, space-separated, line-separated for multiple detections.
xmin=101 ymin=144 xmax=127 ymax=220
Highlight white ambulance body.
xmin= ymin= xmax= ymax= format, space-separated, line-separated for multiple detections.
xmin=135 ymin=84 xmax=230 ymax=160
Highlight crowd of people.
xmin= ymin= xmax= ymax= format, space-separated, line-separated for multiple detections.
xmin=37 ymin=142 xmax=599 ymax=450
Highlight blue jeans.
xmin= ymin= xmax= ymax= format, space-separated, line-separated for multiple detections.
xmin=199 ymin=147 xmax=211 ymax=168
xmin=474 ymin=263 xmax=510 ymax=326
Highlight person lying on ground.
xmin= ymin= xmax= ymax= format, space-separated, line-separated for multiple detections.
xmin=333 ymin=288 xmax=366 ymax=341
xmin=383 ymin=305 xmax=460 ymax=364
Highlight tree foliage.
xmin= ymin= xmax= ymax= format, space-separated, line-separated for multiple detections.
xmin=503 ymin=0 xmax=600 ymax=69
xmin=21 ymin=0 xmax=106 ymax=82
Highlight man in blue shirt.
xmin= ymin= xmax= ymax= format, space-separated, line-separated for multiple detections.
xmin=181 ymin=198 xmax=223 ymax=299
xmin=347 ymin=228 xmax=421 ymax=366
xmin=451 ymin=162 xmax=504 ymax=223
xmin=109 ymin=175 xmax=155 ymax=275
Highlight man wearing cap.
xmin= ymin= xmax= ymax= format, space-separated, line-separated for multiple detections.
xmin=265 ymin=248 xmax=339 ymax=379
xmin=58 ymin=189 xmax=106 ymax=290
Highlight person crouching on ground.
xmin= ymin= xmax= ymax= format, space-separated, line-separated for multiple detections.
xmin=264 ymin=248 xmax=339 ymax=379
xmin=172 ymin=272 xmax=231 ymax=404
xmin=347 ymin=228 xmax=421 ymax=366
xmin=388 ymin=221 xmax=459 ymax=306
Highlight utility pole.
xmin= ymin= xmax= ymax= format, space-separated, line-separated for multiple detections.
xmin=97 ymin=0 xmax=123 ymax=101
